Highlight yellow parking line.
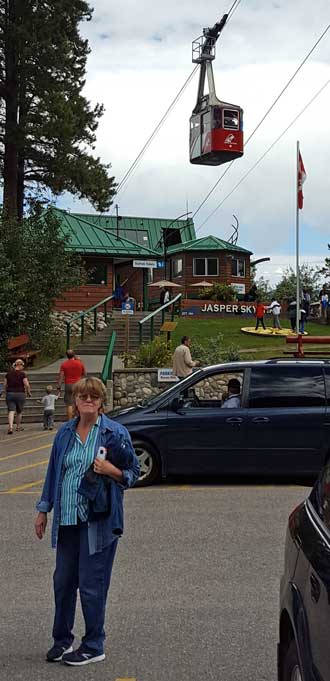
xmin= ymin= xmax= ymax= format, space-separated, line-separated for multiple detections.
xmin=0 ymin=490 xmax=42 ymax=495
xmin=115 ymin=678 xmax=137 ymax=681
xmin=0 ymin=459 xmax=49 ymax=476
xmin=0 ymin=443 xmax=51 ymax=462
xmin=2 ymin=479 xmax=44 ymax=493
xmin=0 ymin=430 xmax=54 ymax=445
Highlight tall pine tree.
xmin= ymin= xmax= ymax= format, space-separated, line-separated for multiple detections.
xmin=0 ymin=0 xmax=116 ymax=218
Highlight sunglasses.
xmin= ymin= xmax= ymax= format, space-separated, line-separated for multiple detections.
xmin=77 ymin=393 xmax=102 ymax=402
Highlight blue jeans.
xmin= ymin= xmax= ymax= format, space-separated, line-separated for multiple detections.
xmin=52 ymin=524 xmax=118 ymax=654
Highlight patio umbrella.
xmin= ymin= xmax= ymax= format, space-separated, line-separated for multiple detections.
xmin=190 ymin=280 xmax=213 ymax=287
xmin=148 ymin=280 xmax=182 ymax=287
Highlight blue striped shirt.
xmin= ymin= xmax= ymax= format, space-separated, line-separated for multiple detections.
xmin=60 ymin=417 xmax=100 ymax=525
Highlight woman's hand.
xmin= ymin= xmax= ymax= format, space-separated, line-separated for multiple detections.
xmin=34 ymin=512 xmax=47 ymax=539
xmin=93 ymin=457 xmax=123 ymax=482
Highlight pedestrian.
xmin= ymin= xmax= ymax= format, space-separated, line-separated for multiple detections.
xmin=299 ymin=307 xmax=307 ymax=334
xmin=160 ymin=287 xmax=166 ymax=306
xmin=287 ymin=300 xmax=298 ymax=332
xmin=2 ymin=358 xmax=32 ymax=434
xmin=302 ymin=288 xmax=311 ymax=319
xmin=163 ymin=288 xmax=170 ymax=304
xmin=40 ymin=385 xmax=59 ymax=431
xmin=320 ymin=287 xmax=328 ymax=322
xmin=113 ymin=281 xmax=124 ymax=309
xmin=255 ymin=300 xmax=266 ymax=330
xmin=57 ymin=350 xmax=86 ymax=421
xmin=34 ymin=376 xmax=140 ymax=666
xmin=172 ymin=336 xmax=200 ymax=379
xmin=267 ymin=298 xmax=282 ymax=330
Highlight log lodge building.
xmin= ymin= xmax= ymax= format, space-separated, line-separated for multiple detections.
xmin=53 ymin=207 xmax=252 ymax=312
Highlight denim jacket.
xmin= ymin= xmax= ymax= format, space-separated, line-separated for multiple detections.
xmin=36 ymin=413 xmax=140 ymax=554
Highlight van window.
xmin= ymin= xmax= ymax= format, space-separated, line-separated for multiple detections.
xmin=249 ymin=367 xmax=325 ymax=408
xmin=180 ymin=372 xmax=243 ymax=409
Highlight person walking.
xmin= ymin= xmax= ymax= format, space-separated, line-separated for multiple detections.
xmin=34 ymin=376 xmax=140 ymax=666
xmin=57 ymin=350 xmax=86 ymax=420
xmin=40 ymin=385 xmax=59 ymax=430
xmin=287 ymin=300 xmax=297 ymax=332
xmin=255 ymin=300 xmax=266 ymax=330
xmin=172 ymin=336 xmax=200 ymax=379
xmin=267 ymin=298 xmax=282 ymax=330
xmin=2 ymin=358 xmax=32 ymax=434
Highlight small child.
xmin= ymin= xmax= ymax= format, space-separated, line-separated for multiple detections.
xmin=255 ymin=300 xmax=266 ymax=330
xmin=40 ymin=385 xmax=58 ymax=430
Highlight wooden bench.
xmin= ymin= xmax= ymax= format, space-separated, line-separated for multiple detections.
xmin=285 ymin=334 xmax=330 ymax=358
xmin=7 ymin=334 xmax=41 ymax=366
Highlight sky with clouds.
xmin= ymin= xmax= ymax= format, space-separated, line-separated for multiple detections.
xmin=60 ymin=0 xmax=330 ymax=285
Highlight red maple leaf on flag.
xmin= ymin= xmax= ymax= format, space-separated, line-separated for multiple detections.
xmin=298 ymin=151 xmax=306 ymax=209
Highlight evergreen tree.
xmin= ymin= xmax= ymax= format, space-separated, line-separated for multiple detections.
xmin=0 ymin=0 xmax=116 ymax=218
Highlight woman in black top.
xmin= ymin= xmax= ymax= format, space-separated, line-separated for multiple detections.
xmin=3 ymin=358 xmax=32 ymax=434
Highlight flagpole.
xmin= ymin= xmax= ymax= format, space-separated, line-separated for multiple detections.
xmin=296 ymin=140 xmax=300 ymax=334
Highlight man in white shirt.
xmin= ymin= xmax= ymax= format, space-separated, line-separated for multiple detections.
xmin=267 ymin=299 xmax=282 ymax=330
xmin=221 ymin=378 xmax=241 ymax=408
xmin=172 ymin=336 xmax=199 ymax=379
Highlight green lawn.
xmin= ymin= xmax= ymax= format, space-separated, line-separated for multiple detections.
xmin=171 ymin=316 xmax=330 ymax=360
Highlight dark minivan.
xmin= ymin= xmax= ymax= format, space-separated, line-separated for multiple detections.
xmin=110 ymin=359 xmax=330 ymax=486
xmin=278 ymin=461 xmax=330 ymax=681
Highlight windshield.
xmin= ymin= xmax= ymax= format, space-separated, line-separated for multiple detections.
xmin=141 ymin=369 xmax=203 ymax=407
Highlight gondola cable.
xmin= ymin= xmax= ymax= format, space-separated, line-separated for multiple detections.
xmin=114 ymin=0 xmax=243 ymax=200
xmin=196 ymin=75 xmax=330 ymax=233
xmin=192 ymin=21 xmax=330 ymax=223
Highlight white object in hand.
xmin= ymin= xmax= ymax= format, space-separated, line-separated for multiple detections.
xmin=96 ymin=446 xmax=107 ymax=460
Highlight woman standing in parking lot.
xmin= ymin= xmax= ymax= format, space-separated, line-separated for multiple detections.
xmin=34 ymin=377 xmax=140 ymax=666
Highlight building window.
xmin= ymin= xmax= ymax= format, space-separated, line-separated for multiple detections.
xmin=172 ymin=258 xmax=183 ymax=278
xmin=85 ymin=262 xmax=107 ymax=285
xmin=231 ymin=257 xmax=245 ymax=278
xmin=193 ymin=258 xmax=218 ymax=276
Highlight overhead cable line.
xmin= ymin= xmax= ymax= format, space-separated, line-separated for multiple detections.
xmin=196 ymin=75 xmax=330 ymax=232
xmin=192 ymin=21 xmax=330 ymax=223
xmin=114 ymin=0 xmax=243 ymax=200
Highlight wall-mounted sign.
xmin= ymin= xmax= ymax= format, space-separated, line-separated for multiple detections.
xmin=121 ymin=301 xmax=134 ymax=315
xmin=157 ymin=368 xmax=178 ymax=382
xmin=133 ymin=260 xmax=157 ymax=268
xmin=181 ymin=300 xmax=276 ymax=316
xmin=231 ymin=283 xmax=246 ymax=294
xmin=157 ymin=260 xmax=165 ymax=269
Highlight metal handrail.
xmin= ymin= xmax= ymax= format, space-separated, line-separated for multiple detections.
xmin=66 ymin=293 xmax=115 ymax=350
xmin=101 ymin=331 xmax=117 ymax=383
xmin=139 ymin=293 xmax=182 ymax=343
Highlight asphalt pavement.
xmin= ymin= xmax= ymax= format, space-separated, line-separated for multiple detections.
xmin=0 ymin=428 xmax=311 ymax=681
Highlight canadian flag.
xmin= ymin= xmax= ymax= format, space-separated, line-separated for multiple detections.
xmin=297 ymin=151 xmax=306 ymax=209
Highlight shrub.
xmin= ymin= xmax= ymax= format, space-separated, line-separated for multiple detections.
xmin=123 ymin=336 xmax=172 ymax=368
xmin=192 ymin=333 xmax=241 ymax=365
xmin=198 ymin=283 xmax=237 ymax=302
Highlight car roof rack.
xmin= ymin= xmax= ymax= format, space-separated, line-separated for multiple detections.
xmin=266 ymin=357 xmax=329 ymax=364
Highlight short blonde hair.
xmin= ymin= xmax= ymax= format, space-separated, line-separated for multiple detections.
xmin=72 ymin=377 xmax=107 ymax=416
xmin=14 ymin=359 xmax=25 ymax=368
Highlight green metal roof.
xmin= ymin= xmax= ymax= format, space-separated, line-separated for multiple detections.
xmin=52 ymin=208 xmax=160 ymax=256
xmin=167 ymin=234 xmax=253 ymax=255
xmin=72 ymin=213 xmax=196 ymax=250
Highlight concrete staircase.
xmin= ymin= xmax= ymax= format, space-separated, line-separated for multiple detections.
xmin=0 ymin=372 xmax=67 ymax=425
xmin=74 ymin=310 xmax=166 ymax=356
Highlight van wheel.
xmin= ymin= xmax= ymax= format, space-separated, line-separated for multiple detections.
xmin=282 ymin=639 xmax=302 ymax=681
xmin=133 ymin=440 xmax=160 ymax=487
